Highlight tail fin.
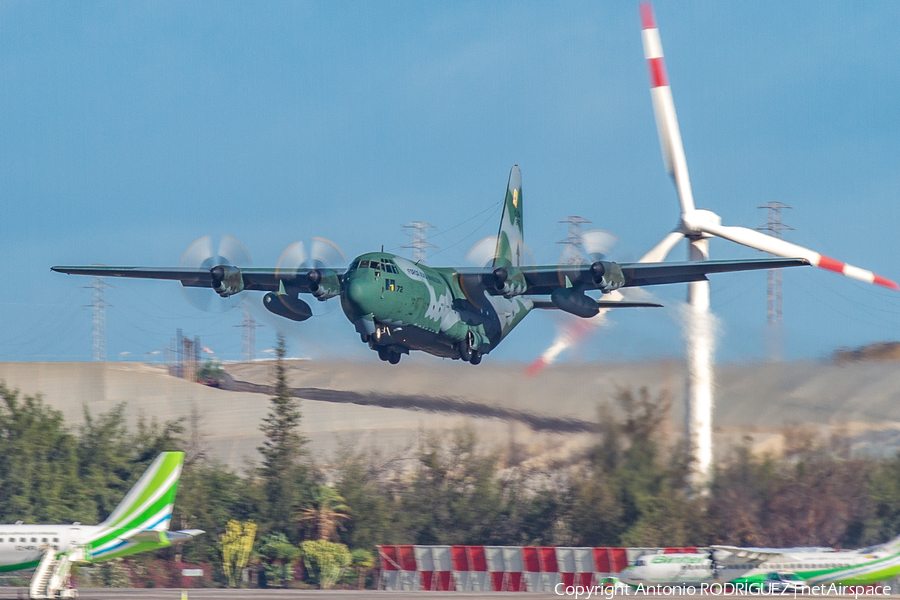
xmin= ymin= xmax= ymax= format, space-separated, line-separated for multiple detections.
xmin=493 ymin=165 xmax=525 ymax=268
xmin=100 ymin=452 xmax=184 ymax=533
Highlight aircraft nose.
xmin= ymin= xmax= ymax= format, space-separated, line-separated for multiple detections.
xmin=618 ymin=567 xmax=639 ymax=585
xmin=345 ymin=279 xmax=371 ymax=314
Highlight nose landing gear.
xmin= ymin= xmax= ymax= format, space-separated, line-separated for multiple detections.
xmin=457 ymin=332 xmax=483 ymax=365
xmin=369 ymin=325 xmax=403 ymax=364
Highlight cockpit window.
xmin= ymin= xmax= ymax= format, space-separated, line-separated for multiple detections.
xmin=359 ymin=260 xmax=369 ymax=269
xmin=371 ymin=262 xmax=380 ymax=270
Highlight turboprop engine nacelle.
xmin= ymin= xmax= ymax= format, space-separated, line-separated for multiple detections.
xmin=590 ymin=261 xmax=624 ymax=293
xmin=306 ymin=269 xmax=342 ymax=300
xmin=483 ymin=267 xmax=527 ymax=298
xmin=550 ymin=288 xmax=601 ymax=318
xmin=263 ymin=292 xmax=313 ymax=322
xmin=210 ymin=265 xmax=244 ymax=297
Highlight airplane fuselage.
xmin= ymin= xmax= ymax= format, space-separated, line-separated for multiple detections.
xmin=340 ymin=252 xmax=532 ymax=362
xmin=620 ymin=547 xmax=900 ymax=587
xmin=0 ymin=525 xmax=82 ymax=572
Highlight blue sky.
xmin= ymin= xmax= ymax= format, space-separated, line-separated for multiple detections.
xmin=2 ymin=1 xmax=899 ymax=365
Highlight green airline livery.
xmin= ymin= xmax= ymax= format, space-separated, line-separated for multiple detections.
xmin=53 ymin=166 xmax=808 ymax=365
xmin=0 ymin=452 xmax=202 ymax=598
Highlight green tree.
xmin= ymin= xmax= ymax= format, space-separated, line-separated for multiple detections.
xmin=349 ymin=548 xmax=374 ymax=589
xmin=197 ymin=360 xmax=224 ymax=385
xmin=258 ymin=335 xmax=309 ymax=536
xmin=0 ymin=383 xmax=88 ymax=523
xmin=568 ymin=388 xmax=702 ymax=547
xmin=221 ymin=520 xmax=257 ymax=587
xmin=402 ymin=428 xmax=507 ymax=545
xmin=257 ymin=532 xmax=300 ymax=588
xmin=334 ymin=445 xmax=401 ymax=550
xmin=299 ymin=539 xmax=351 ymax=589
xmin=297 ymin=486 xmax=351 ymax=541
xmin=866 ymin=454 xmax=900 ymax=545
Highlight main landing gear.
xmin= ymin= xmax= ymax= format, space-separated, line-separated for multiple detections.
xmin=458 ymin=333 xmax=482 ymax=365
xmin=377 ymin=346 xmax=402 ymax=364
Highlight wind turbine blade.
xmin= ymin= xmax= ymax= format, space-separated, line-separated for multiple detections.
xmin=698 ymin=222 xmax=899 ymax=290
xmin=641 ymin=2 xmax=695 ymax=216
xmin=640 ymin=230 xmax=685 ymax=263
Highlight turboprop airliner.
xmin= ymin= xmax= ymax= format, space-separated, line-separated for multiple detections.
xmin=53 ymin=166 xmax=808 ymax=365
xmin=619 ymin=534 xmax=900 ymax=588
xmin=0 ymin=452 xmax=201 ymax=598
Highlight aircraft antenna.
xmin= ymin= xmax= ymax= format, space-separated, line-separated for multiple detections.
xmin=402 ymin=221 xmax=437 ymax=264
xmin=82 ymin=275 xmax=112 ymax=362
xmin=756 ymin=202 xmax=793 ymax=360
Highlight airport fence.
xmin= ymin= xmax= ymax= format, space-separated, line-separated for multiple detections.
xmin=376 ymin=544 xmax=701 ymax=592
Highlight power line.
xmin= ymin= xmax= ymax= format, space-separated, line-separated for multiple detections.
xmin=401 ymin=221 xmax=437 ymax=264
xmin=82 ymin=276 xmax=112 ymax=362
xmin=235 ymin=305 xmax=262 ymax=362
xmin=557 ymin=216 xmax=591 ymax=265
xmin=757 ymin=202 xmax=794 ymax=360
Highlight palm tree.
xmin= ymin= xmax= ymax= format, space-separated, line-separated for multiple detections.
xmin=296 ymin=486 xmax=351 ymax=541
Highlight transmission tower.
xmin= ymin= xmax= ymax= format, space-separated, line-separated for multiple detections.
xmin=82 ymin=277 xmax=112 ymax=362
xmin=402 ymin=221 xmax=437 ymax=264
xmin=557 ymin=216 xmax=591 ymax=264
xmin=235 ymin=306 xmax=262 ymax=362
xmin=757 ymin=202 xmax=794 ymax=359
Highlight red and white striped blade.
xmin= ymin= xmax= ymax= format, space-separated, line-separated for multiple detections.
xmin=698 ymin=221 xmax=899 ymax=290
xmin=641 ymin=2 xmax=695 ymax=216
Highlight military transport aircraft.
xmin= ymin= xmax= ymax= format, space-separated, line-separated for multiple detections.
xmin=53 ymin=166 xmax=807 ymax=365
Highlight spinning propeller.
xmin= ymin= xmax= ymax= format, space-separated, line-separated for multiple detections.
xmin=465 ymin=235 xmax=536 ymax=269
xmin=272 ymin=238 xmax=347 ymax=316
xmin=179 ymin=235 xmax=251 ymax=312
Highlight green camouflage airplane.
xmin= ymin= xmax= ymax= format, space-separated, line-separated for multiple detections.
xmin=53 ymin=166 xmax=807 ymax=365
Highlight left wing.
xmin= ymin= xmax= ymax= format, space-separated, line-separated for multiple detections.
xmin=710 ymin=545 xmax=832 ymax=566
xmin=526 ymin=257 xmax=809 ymax=294
xmin=457 ymin=257 xmax=808 ymax=296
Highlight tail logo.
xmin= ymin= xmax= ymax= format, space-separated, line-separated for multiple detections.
xmin=513 ymin=189 xmax=518 ymax=208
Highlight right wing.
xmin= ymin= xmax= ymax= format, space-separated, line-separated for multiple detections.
xmin=50 ymin=265 xmax=343 ymax=295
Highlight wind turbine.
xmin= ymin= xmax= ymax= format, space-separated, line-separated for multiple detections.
xmin=637 ymin=1 xmax=898 ymax=490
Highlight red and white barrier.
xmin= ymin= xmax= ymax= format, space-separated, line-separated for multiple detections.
xmin=377 ymin=544 xmax=701 ymax=592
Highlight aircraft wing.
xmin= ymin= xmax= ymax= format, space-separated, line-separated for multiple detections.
xmin=517 ymin=257 xmax=809 ymax=295
xmin=50 ymin=265 xmax=344 ymax=294
xmin=127 ymin=529 xmax=205 ymax=543
xmin=710 ymin=545 xmax=832 ymax=565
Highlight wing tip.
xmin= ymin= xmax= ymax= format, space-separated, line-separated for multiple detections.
xmin=874 ymin=275 xmax=900 ymax=291
xmin=640 ymin=2 xmax=656 ymax=30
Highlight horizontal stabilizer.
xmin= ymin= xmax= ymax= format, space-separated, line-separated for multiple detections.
xmin=166 ymin=529 xmax=205 ymax=542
